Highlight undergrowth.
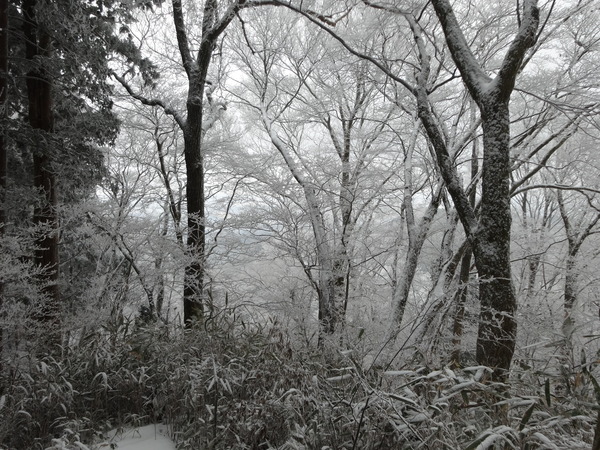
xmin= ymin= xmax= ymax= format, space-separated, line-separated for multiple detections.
xmin=0 ymin=312 xmax=598 ymax=449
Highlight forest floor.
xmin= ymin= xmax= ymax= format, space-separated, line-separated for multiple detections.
xmin=90 ymin=424 xmax=176 ymax=450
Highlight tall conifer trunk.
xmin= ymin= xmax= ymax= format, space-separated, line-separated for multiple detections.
xmin=0 ymin=0 xmax=8 ymax=371
xmin=23 ymin=0 xmax=60 ymax=327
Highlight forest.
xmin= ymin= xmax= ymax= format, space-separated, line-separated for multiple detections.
xmin=1 ymin=0 xmax=600 ymax=448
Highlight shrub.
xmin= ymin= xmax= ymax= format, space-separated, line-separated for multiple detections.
xmin=2 ymin=310 xmax=599 ymax=449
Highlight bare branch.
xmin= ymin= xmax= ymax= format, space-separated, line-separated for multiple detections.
xmin=172 ymin=0 xmax=194 ymax=77
xmin=245 ymin=0 xmax=416 ymax=94
xmin=429 ymin=0 xmax=491 ymax=102
xmin=511 ymin=118 xmax=581 ymax=193
xmin=206 ymin=176 xmax=246 ymax=258
xmin=243 ymin=0 xmax=341 ymax=27
xmin=512 ymin=184 xmax=600 ymax=197
xmin=406 ymin=12 xmax=479 ymax=238
xmin=495 ymin=0 xmax=539 ymax=99
xmin=112 ymin=72 xmax=186 ymax=130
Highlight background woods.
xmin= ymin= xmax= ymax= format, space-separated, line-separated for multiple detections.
xmin=1 ymin=0 xmax=600 ymax=448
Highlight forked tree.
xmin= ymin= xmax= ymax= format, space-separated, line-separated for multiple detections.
xmin=271 ymin=0 xmax=539 ymax=379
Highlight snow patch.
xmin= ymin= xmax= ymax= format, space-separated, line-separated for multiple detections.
xmin=93 ymin=424 xmax=176 ymax=450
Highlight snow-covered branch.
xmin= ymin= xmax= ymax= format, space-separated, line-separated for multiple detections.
xmin=112 ymin=72 xmax=186 ymax=130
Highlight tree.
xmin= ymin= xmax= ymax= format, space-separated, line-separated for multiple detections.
xmin=228 ymin=9 xmax=406 ymax=339
xmin=113 ymin=0 xmax=351 ymax=325
xmin=394 ymin=0 xmax=534 ymax=380
xmin=114 ymin=0 xmax=252 ymax=323
xmin=22 ymin=0 xmax=59 ymax=328
xmin=280 ymin=0 xmax=538 ymax=377
xmin=380 ymin=0 xmax=539 ymax=380
xmin=551 ymin=131 xmax=600 ymax=346
xmin=0 ymin=0 xmax=6 ymax=246
xmin=0 ymin=0 xmax=149 ymax=351
xmin=0 ymin=0 xmax=7 ymax=372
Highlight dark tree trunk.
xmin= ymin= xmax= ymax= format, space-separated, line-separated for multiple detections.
xmin=172 ymin=0 xmax=215 ymax=325
xmin=173 ymin=0 xmax=256 ymax=325
xmin=182 ymin=85 xmax=206 ymax=323
xmin=154 ymin=207 xmax=169 ymax=319
xmin=423 ymin=0 xmax=539 ymax=381
xmin=0 ymin=0 xmax=6 ymax=233
xmin=118 ymin=0 xmax=251 ymax=325
xmin=23 ymin=0 xmax=60 ymax=327
xmin=472 ymin=99 xmax=517 ymax=378
xmin=0 ymin=0 xmax=8 ymax=374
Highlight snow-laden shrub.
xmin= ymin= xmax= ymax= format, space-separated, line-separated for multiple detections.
xmin=0 ymin=317 xmax=159 ymax=449
xmin=2 ymin=308 xmax=599 ymax=449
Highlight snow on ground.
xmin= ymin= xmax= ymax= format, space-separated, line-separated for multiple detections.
xmin=93 ymin=424 xmax=176 ymax=450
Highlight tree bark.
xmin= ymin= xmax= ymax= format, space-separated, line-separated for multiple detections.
xmin=0 ymin=0 xmax=6 ymax=234
xmin=472 ymin=97 xmax=517 ymax=379
xmin=181 ymin=76 xmax=206 ymax=323
xmin=172 ymin=0 xmax=218 ymax=324
xmin=332 ymin=115 xmax=353 ymax=330
xmin=0 ymin=0 xmax=8 ymax=374
xmin=23 ymin=0 xmax=60 ymax=328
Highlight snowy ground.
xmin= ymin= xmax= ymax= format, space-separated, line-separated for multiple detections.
xmin=92 ymin=424 xmax=176 ymax=450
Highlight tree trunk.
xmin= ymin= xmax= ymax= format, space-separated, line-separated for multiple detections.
xmin=450 ymin=248 xmax=472 ymax=368
xmin=23 ymin=0 xmax=60 ymax=329
xmin=388 ymin=185 xmax=442 ymax=340
xmin=154 ymin=206 xmax=170 ymax=319
xmin=0 ymin=0 xmax=8 ymax=374
xmin=429 ymin=208 xmax=459 ymax=293
xmin=333 ymin=134 xmax=353 ymax=330
xmin=563 ymin=251 xmax=577 ymax=316
xmin=556 ymin=190 xmax=600 ymax=345
xmin=425 ymin=0 xmax=539 ymax=381
xmin=173 ymin=0 xmax=214 ymax=325
xmin=561 ymin=250 xmax=577 ymax=345
xmin=472 ymin=98 xmax=517 ymax=378
xmin=182 ymin=90 xmax=206 ymax=323
xmin=0 ymin=0 xmax=6 ymax=239
xmin=262 ymin=113 xmax=338 ymax=339
xmin=173 ymin=0 xmax=248 ymax=325
xmin=305 ymin=180 xmax=336 ymax=337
